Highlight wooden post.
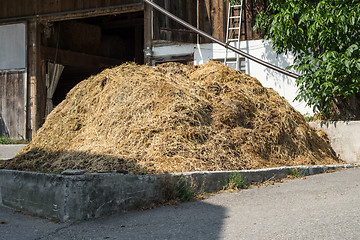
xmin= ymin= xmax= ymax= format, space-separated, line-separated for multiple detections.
xmin=164 ymin=0 xmax=170 ymax=40
xmin=28 ymin=21 xmax=41 ymax=138
xmin=211 ymin=0 xmax=226 ymax=41
xmin=197 ymin=0 xmax=200 ymax=44
xmin=244 ymin=0 xmax=252 ymax=40
xmin=144 ymin=1 xmax=153 ymax=65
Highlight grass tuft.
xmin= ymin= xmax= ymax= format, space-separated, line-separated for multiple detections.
xmin=287 ymin=168 xmax=303 ymax=179
xmin=225 ymin=172 xmax=248 ymax=190
xmin=0 ymin=136 xmax=29 ymax=145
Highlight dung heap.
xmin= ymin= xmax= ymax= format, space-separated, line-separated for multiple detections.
xmin=1 ymin=61 xmax=342 ymax=174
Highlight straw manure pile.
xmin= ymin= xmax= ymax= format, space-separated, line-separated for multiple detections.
xmin=1 ymin=61 xmax=342 ymax=174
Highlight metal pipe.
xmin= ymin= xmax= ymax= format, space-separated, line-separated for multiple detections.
xmin=144 ymin=0 xmax=299 ymax=79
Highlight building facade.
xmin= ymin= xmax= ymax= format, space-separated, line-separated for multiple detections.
xmin=0 ymin=0 xmax=310 ymax=139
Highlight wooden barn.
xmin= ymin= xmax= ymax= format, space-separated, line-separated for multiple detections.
xmin=0 ymin=0 xmax=288 ymax=140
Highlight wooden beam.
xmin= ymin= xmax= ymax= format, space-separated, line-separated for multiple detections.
xmin=164 ymin=0 xmax=171 ymax=40
xmin=197 ymin=0 xmax=200 ymax=44
xmin=41 ymin=47 xmax=122 ymax=68
xmin=28 ymin=21 xmax=41 ymax=138
xmin=1 ymin=3 xmax=144 ymax=24
xmin=144 ymin=2 xmax=153 ymax=65
xmin=210 ymin=0 xmax=226 ymax=41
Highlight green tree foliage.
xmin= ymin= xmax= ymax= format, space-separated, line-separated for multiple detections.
xmin=230 ymin=0 xmax=360 ymax=118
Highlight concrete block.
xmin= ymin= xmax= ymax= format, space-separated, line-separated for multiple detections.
xmin=0 ymin=171 xmax=68 ymax=220
xmin=309 ymin=121 xmax=360 ymax=163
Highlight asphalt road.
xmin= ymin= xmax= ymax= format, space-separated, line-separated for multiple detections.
xmin=1 ymin=168 xmax=360 ymax=240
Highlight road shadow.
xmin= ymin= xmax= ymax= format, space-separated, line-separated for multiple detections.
xmin=47 ymin=200 xmax=226 ymax=240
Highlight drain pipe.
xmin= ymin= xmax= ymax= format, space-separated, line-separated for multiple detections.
xmin=143 ymin=0 xmax=299 ymax=79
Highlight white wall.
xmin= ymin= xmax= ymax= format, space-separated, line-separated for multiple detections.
xmin=152 ymin=39 xmax=313 ymax=115
xmin=152 ymin=44 xmax=195 ymax=57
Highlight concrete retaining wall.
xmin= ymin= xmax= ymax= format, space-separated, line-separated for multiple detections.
xmin=309 ymin=121 xmax=360 ymax=163
xmin=0 ymin=164 xmax=355 ymax=222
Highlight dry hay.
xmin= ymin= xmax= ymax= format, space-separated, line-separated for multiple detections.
xmin=0 ymin=61 xmax=342 ymax=174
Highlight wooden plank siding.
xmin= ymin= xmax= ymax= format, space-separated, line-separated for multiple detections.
xmin=152 ymin=0 xmax=265 ymax=45
xmin=0 ymin=70 xmax=26 ymax=139
xmin=152 ymin=0 xmax=209 ymax=44
xmin=0 ymin=0 xmax=143 ymax=20
xmin=242 ymin=0 xmax=265 ymax=41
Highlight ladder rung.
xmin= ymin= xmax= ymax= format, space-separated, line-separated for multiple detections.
xmin=231 ymin=5 xmax=243 ymax=8
xmin=229 ymin=16 xmax=242 ymax=19
xmin=229 ymin=27 xmax=240 ymax=30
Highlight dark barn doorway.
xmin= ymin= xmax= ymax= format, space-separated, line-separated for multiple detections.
xmin=41 ymin=11 xmax=144 ymax=107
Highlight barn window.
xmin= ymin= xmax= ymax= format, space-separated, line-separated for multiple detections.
xmin=0 ymin=23 xmax=26 ymax=70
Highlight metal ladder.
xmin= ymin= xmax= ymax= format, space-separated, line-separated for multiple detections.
xmin=224 ymin=0 xmax=244 ymax=70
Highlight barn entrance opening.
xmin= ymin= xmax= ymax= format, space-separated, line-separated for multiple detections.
xmin=41 ymin=11 xmax=144 ymax=107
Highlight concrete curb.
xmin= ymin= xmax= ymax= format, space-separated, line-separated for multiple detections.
xmin=0 ymin=164 xmax=356 ymax=222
